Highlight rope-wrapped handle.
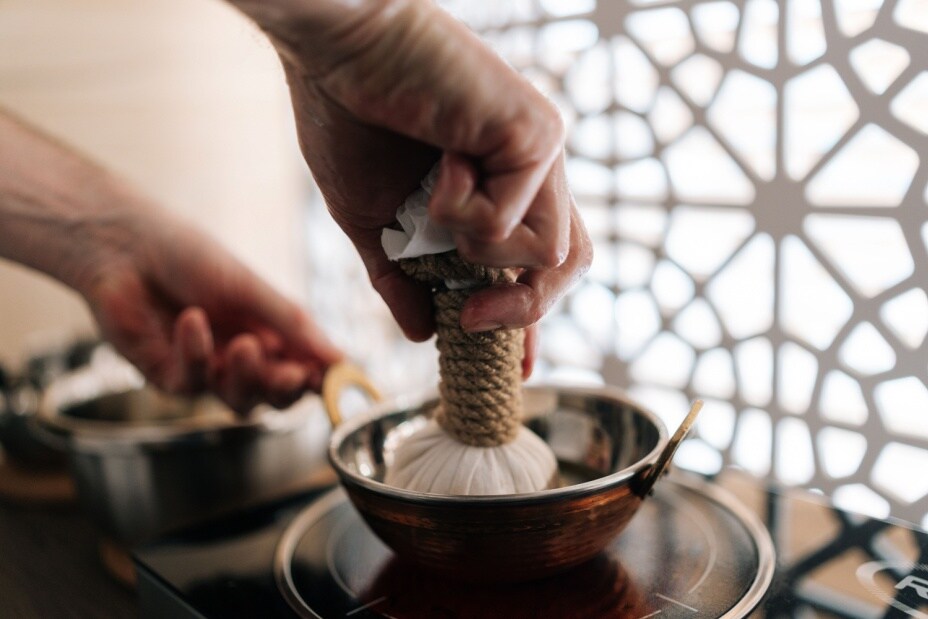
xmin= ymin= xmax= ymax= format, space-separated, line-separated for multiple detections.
xmin=400 ymin=251 xmax=523 ymax=447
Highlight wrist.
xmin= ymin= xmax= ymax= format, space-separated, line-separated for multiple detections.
xmin=27 ymin=186 xmax=144 ymax=298
xmin=58 ymin=198 xmax=143 ymax=298
xmin=230 ymin=0 xmax=424 ymax=76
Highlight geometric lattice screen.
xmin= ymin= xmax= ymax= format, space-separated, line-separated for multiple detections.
xmin=440 ymin=0 xmax=928 ymax=527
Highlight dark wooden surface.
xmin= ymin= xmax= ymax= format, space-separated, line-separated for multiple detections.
xmin=0 ymin=496 xmax=137 ymax=618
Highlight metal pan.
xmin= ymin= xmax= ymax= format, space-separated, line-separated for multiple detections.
xmin=322 ymin=364 xmax=697 ymax=582
xmin=37 ymin=370 xmax=333 ymax=544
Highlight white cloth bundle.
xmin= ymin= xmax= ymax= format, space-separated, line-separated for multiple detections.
xmin=380 ymin=166 xmax=558 ymax=496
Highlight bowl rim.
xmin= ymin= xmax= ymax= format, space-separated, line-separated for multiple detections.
xmin=36 ymin=373 xmax=319 ymax=449
xmin=328 ymin=384 xmax=670 ymax=506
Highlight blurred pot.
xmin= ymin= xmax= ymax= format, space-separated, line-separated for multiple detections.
xmin=0 ymin=364 xmax=67 ymax=468
xmin=0 ymin=339 xmax=102 ymax=468
xmin=38 ymin=371 xmax=332 ymax=544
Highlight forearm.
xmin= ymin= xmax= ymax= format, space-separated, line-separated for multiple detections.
xmin=226 ymin=0 xmax=412 ymax=76
xmin=0 ymin=110 xmax=152 ymax=294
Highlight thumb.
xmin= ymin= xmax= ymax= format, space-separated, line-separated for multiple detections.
xmin=365 ymin=252 xmax=435 ymax=342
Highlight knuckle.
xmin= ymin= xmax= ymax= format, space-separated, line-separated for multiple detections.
xmin=498 ymin=99 xmax=564 ymax=166
xmin=443 ymin=197 xmax=514 ymax=243
xmin=432 ymin=201 xmax=511 ymax=242
xmin=568 ymin=213 xmax=594 ymax=276
xmin=523 ymin=96 xmax=565 ymax=153
xmin=455 ymin=237 xmax=484 ymax=264
xmin=428 ymin=201 xmax=461 ymax=227
xmin=578 ymin=236 xmax=594 ymax=275
xmin=525 ymin=299 xmax=545 ymax=326
xmin=473 ymin=218 xmax=513 ymax=244
xmin=540 ymin=103 xmax=566 ymax=146
xmin=428 ymin=210 xmax=453 ymax=229
xmin=579 ymin=249 xmax=593 ymax=276
xmin=536 ymin=239 xmax=569 ymax=269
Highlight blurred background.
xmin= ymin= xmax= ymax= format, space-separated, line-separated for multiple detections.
xmin=1 ymin=0 xmax=926 ymax=527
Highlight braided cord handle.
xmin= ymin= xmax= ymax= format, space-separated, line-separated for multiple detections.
xmin=400 ymin=252 xmax=523 ymax=447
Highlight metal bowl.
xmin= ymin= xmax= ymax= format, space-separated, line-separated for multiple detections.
xmin=38 ymin=371 xmax=332 ymax=544
xmin=328 ymin=385 xmax=668 ymax=582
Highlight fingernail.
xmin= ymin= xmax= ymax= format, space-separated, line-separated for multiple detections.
xmin=431 ymin=188 xmax=468 ymax=220
xmin=437 ymin=154 xmax=474 ymax=213
xmin=464 ymin=321 xmax=504 ymax=333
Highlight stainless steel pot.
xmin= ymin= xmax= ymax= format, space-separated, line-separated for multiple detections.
xmin=0 ymin=339 xmax=104 ymax=468
xmin=38 ymin=372 xmax=333 ymax=544
xmin=0 ymin=366 xmax=67 ymax=468
xmin=0 ymin=341 xmax=100 ymax=468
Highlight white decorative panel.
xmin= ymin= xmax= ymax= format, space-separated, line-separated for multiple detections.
xmin=441 ymin=0 xmax=928 ymax=527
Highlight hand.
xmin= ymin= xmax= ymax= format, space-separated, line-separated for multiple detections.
xmin=0 ymin=110 xmax=342 ymax=413
xmin=238 ymin=0 xmax=592 ymax=375
xmin=76 ymin=210 xmax=343 ymax=413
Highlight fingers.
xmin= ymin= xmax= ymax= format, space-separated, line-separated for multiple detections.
xmin=306 ymin=0 xmax=565 ymax=234
xmin=204 ymin=265 xmax=344 ymax=403
xmin=453 ymin=223 xmax=564 ymax=271
xmin=216 ymin=334 xmax=265 ymax=413
xmin=211 ymin=335 xmax=332 ymax=413
xmin=258 ymin=296 xmax=344 ymax=365
xmin=264 ymin=361 xmax=310 ymax=409
xmin=430 ymin=146 xmax=560 ymax=244
xmin=162 ymin=316 xmax=312 ymax=414
xmin=289 ymin=311 xmax=344 ymax=366
xmin=88 ymin=271 xmax=189 ymax=396
xmin=458 ymin=201 xmax=592 ymax=332
xmin=236 ymin=278 xmax=344 ymax=366
xmin=90 ymin=240 xmax=340 ymax=412
xmin=168 ymin=307 xmax=212 ymax=395
xmin=428 ymin=151 xmax=476 ymax=220
xmin=432 ymin=153 xmax=570 ymax=270
xmin=456 ymin=103 xmax=565 ymax=241
xmin=169 ymin=309 xmax=311 ymax=412
xmin=522 ymin=323 xmax=539 ymax=379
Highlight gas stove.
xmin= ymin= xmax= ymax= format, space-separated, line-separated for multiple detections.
xmin=134 ymin=469 xmax=928 ymax=618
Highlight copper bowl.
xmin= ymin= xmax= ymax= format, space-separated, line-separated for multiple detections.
xmin=327 ymin=385 xmax=668 ymax=582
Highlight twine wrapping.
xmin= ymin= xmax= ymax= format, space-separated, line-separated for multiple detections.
xmin=400 ymin=251 xmax=524 ymax=447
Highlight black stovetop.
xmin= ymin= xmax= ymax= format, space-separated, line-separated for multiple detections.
xmin=134 ymin=469 xmax=928 ymax=618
